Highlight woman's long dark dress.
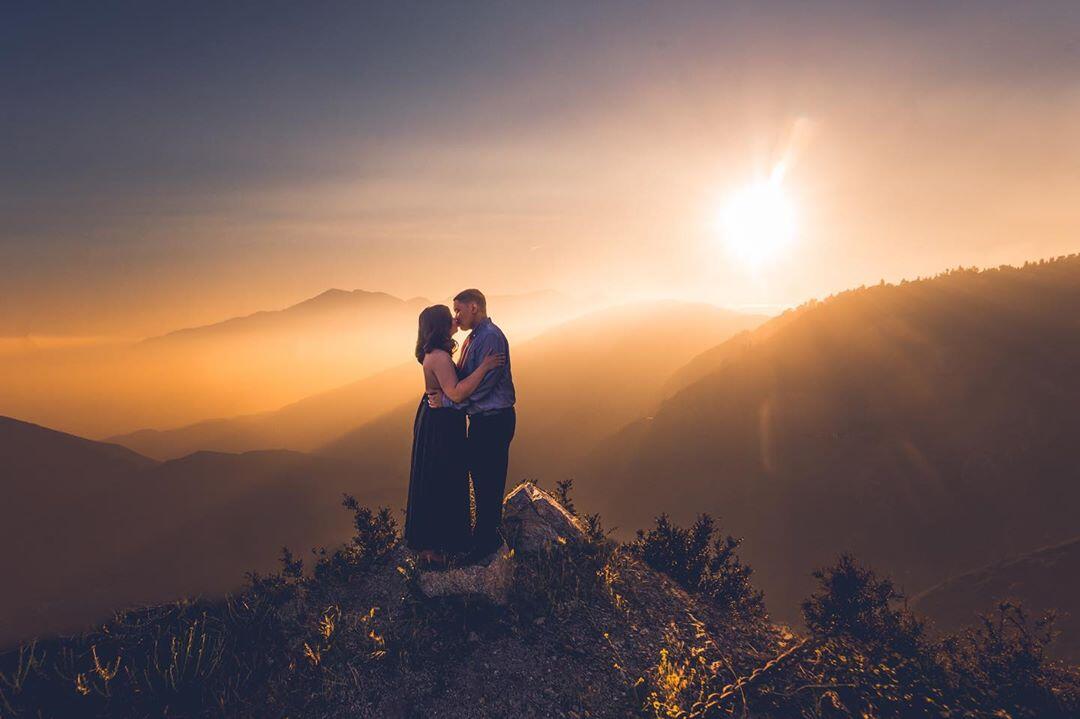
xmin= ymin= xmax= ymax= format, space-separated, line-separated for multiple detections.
xmin=404 ymin=393 xmax=471 ymax=553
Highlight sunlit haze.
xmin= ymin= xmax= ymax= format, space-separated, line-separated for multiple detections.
xmin=719 ymin=163 xmax=797 ymax=271
xmin=4 ymin=2 xmax=1079 ymax=340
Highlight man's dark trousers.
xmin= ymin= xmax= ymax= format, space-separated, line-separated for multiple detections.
xmin=468 ymin=407 xmax=516 ymax=555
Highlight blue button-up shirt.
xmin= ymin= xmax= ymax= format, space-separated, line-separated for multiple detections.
xmin=444 ymin=317 xmax=516 ymax=415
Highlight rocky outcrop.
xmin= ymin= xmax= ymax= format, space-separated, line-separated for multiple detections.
xmin=501 ymin=481 xmax=588 ymax=554
xmin=415 ymin=542 xmax=514 ymax=605
xmin=414 ymin=481 xmax=588 ymax=604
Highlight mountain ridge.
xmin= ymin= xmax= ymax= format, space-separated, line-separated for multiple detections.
xmin=108 ymin=301 xmax=766 ymax=460
xmin=583 ymin=254 xmax=1080 ymax=623
xmin=0 ymin=415 xmax=396 ymax=647
xmin=138 ymin=289 xmax=427 ymax=345
xmin=0 ymin=414 xmax=158 ymax=472
xmin=912 ymin=534 xmax=1080 ymax=662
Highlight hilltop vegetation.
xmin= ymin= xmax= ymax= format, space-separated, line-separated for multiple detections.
xmin=1 ymin=483 xmax=1077 ymax=718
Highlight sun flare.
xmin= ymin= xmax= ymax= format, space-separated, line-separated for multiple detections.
xmin=718 ymin=169 xmax=797 ymax=270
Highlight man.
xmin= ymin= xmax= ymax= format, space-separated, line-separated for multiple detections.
xmin=427 ymin=288 xmax=516 ymax=562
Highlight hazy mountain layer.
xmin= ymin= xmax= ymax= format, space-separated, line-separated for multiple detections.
xmin=9 ymin=257 xmax=1080 ymax=655
xmin=912 ymin=535 xmax=1080 ymax=662
xmin=585 ymin=256 xmax=1080 ymax=622
xmin=0 ymin=288 xmax=583 ymax=438
xmin=113 ymin=301 xmax=765 ymax=463
xmin=319 ymin=302 xmax=766 ymax=483
xmin=108 ymin=362 xmax=419 ymax=459
xmin=0 ymin=417 xmax=396 ymax=647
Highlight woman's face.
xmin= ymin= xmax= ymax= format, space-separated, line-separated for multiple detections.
xmin=450 ymin=315 xmax=460 ymax=334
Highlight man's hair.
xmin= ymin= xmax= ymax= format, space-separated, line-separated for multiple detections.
xmin=453 ymin=288 xmax=487 ymax=312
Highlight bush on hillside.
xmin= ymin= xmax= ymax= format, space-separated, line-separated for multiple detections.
xmin=629 ymin=513 xmax=765 ymax=622
xmin=801 ymin=552 xmax=924 ymax=652
xmin=541 ymin=477 xmax=611 ymax=543
xmin=644 ymin=553 xmax=1080 ymax=719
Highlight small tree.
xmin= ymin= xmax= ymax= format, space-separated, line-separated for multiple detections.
xmin=630 ymin=513 xmax=765 ymax=621
xmin=552 ymin=477 xmax=611 ymax=542
xmin=801 ymin=553 xmax=923 ymax=652
xmin=314 ymin=495 xmax=398 ymax=581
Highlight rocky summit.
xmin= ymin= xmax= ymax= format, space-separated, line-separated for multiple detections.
xmin=414 ymin=481 xmax=589 ymax=606
xmin=415 ymin=543 xmax=515 ymax=605
xmin=501 ymin=481 xmax=589 ymax=554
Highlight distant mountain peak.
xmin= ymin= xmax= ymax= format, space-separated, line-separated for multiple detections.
xmin=285 ymin=288 xmax=406 ymax=313
xmin=141 ymin=289 xmax=426 ymax=343
xmin=310 ymin=288 xmax=352 ymax=300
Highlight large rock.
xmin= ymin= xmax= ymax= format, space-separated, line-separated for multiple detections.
xmin=415 ymin=542 xmax=514 ymax=605
xmin=413 ymin=483 xmax=588 ymax=603
xmin=501 ymin=481 xmax=588 ymax=554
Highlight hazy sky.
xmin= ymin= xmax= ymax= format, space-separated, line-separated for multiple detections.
xmin=4 ymin=1 xmax=1079 ymax=336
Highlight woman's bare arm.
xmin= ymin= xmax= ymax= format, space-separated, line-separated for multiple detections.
xmin=425 ymin=351 xmax=504 ymax=403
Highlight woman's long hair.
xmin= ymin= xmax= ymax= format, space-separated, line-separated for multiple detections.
xmin=415 ymin=304 xmax=457 ymax=364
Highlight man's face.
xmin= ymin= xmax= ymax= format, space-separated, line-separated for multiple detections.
xmin=453 ymin=300 xmax=478 ymax=331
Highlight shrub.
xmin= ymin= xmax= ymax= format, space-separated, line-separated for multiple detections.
xmin=630 ymin=513 xmax=765 ymax=621
xmin=940 ymin=600 xmax=1077 ymax=717
xmin=802 ymin=552 xmax=923 ymax=652
xmin=313 ymin=495 xmax=397 ymax=582
xmin=552 ymin=477 xmax=611 ymax=543
xmin=643 ymin=554 xmax=1080 ymax=719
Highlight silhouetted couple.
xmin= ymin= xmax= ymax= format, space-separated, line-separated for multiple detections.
xmin=404 ymin=289 xmax=516 ymax=569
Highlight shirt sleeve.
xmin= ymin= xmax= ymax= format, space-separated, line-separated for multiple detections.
xmin=464 ymin=330 xmax=507 ymax=406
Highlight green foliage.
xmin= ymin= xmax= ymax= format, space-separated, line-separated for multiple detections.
xmin=309 ymin=495 xmax=397 ymax=584
xmin=0 ymin=497 xmax=401 ymax=717
xmin=343 ymin=495 xmax=398 ymax=563
xmin=553 ymin=477 xmax=611 ymax=543
xmin=630 ymin=513 xmax=765 ymax=622
xmin=940 ymin=600 xmax=1071 ymax=717
xmin=802 ymin=552 xmax=924 ymax=652
xmin=554 ymin=478 xmax=577 ymax=515
xmin=644 ymin=554 xmax=1080 ymax=719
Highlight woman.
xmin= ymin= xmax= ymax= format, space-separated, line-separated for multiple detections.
xmin=405 ymin=304 xmax=504 ymax=568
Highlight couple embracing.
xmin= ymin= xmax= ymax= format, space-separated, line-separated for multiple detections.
xmin=404 ymin=288 xmax=517 ymax=569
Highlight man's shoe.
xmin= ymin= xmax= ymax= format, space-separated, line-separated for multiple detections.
xmin=464 ymin=540 xmax=502 ymax=566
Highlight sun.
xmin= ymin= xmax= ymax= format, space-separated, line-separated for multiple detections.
xmin=717 ymin=170 xmax=796 ymax=270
